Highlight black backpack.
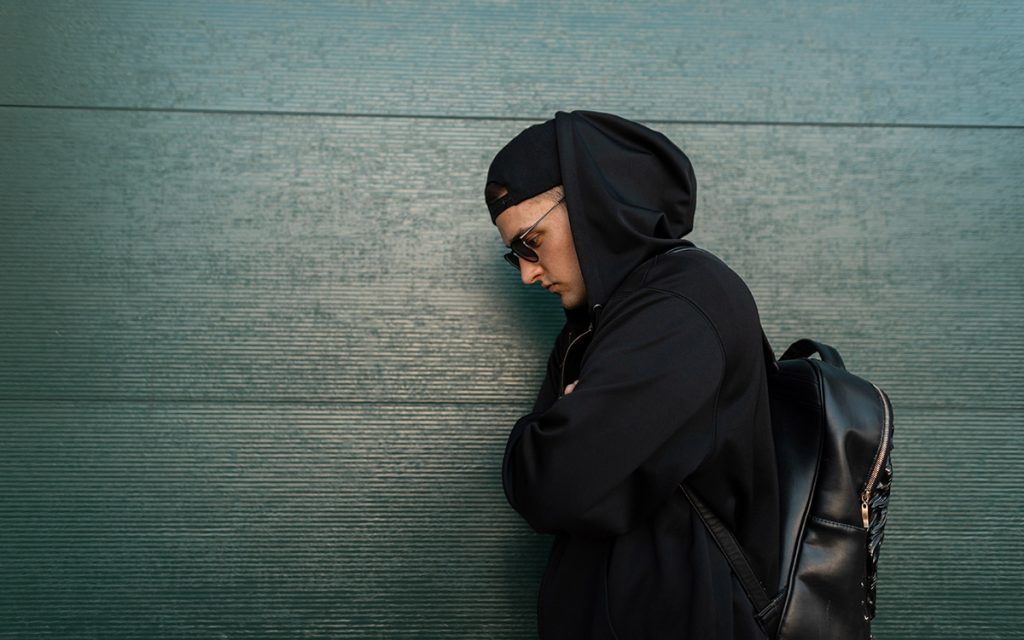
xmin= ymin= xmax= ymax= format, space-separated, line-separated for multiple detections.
xmin=682 ymin=334 xmax=894 ymax=640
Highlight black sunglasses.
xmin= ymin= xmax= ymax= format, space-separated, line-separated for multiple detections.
xmin=503 ymin=196 xmax=565 ymax=270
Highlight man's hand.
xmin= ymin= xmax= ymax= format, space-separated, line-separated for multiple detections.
xmin=563 ymin=379 xmax=579 ymax=395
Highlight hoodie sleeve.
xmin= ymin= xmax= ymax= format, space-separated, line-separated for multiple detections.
xmin=501 ymin=287 xmax=725 ymax=538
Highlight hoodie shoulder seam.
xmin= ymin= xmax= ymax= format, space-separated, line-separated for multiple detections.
xmin=635 ymin=286 xmax=726 ymax=472
xmin=636 ymin=255 xmax=658 ymax=288
xmin=638 ymin=286 xmax=728 ymax=363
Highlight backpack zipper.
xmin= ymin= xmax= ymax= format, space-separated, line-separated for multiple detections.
xmin=860 ymin=383 xmax=892 ymax=527
xmin=560 ymin=323 xmax=594 ymax=396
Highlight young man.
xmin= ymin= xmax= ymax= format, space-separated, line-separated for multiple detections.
xmin=486 ymin=111 xmax=780 ymax=639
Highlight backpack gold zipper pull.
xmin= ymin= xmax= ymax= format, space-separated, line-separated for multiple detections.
xmin=860 ymin=497 xmax=870 ymax=528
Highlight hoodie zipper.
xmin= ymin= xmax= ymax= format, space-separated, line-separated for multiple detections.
xmin=560 ymin=322 xmax=593 ymax=396
xmin=860 ymin=383 xmax=892 ymax=527
xmin=558 ymin=304 xmax=602 ymax=396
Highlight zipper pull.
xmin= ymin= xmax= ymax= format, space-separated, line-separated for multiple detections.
xmin=860 ymin=496 xmax=870 ymax=528
xmin=559 ymin=321 xmax=594 ymax=396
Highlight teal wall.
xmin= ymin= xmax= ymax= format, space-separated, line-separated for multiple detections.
xmin=1 ymin=2 xmax=1022 ymax=638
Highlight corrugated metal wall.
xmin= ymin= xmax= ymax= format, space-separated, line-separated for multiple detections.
xmin=1 ymin=2 xmax=1021 ymax=638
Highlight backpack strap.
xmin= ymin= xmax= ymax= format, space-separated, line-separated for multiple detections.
xmin=761 ymin=329 xmax=780 ymax=375
xmin=680 ymin=483 xmax=783 ymax=636
xmin=659 ymin=244 xmax=782 ymax=377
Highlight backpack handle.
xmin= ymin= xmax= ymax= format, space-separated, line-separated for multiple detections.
xmin=779 ymin=338 xmax=846 ymax=370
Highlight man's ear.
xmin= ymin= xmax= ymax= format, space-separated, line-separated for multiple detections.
xmin=485 ymin=182 xmax=509 ymax=202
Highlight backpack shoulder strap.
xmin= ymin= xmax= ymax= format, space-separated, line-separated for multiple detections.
xmin=680 ymin=483 xmax=783 ymax=636
xmin=762 ymin=329 xmax=780 ymax=374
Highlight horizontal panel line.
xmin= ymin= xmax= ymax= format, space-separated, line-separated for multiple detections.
xmin=1 ymin=103 xmax=1021 ymax=130
xmin=0 ymin=397 xmax=1019 ymax=412
xmin=0 ymin=397 xmax=528 ymax=407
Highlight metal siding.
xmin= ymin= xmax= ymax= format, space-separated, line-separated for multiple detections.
xmin=1 ymin=2 xmax=1021 ymax=638
xmin=1 ymin=1 xmax=1022 ymax=125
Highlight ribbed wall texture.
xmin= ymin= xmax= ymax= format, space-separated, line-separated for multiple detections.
xmin=1 ymin=2 xmax=1022 ymax=638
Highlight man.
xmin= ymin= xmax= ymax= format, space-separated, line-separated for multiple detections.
xmin=485 ymin=111 xmax=780 ymax=639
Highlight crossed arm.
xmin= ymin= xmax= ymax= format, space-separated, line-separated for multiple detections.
xmin=501 ymin=287 xmax=726 ymax=538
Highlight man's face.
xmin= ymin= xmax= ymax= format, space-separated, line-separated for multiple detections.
xmin=496 ymin=186 xmax=588 ymax=310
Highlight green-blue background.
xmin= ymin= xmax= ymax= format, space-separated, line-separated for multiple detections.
xmin=1 ymin=2 xmax=1022 ymax=638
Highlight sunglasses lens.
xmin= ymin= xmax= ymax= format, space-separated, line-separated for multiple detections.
xmin=504 ymin=239 xmax=540 ymax=270
xmin=512 ymin=239 xmax=539 ymax=262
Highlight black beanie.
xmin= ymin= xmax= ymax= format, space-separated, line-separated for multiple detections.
xmin=485 ymin=119 xmax=561 ymax=224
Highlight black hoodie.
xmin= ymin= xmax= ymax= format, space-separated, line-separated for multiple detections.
xmin=500 ymin=112 xmax=780 ymax=639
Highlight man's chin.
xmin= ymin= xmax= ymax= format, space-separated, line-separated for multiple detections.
xmin=560 ymin=296 xmax=585 ymax=311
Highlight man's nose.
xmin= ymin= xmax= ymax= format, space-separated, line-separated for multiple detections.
xmin=520 ymin=260 xmax=544 ymax=286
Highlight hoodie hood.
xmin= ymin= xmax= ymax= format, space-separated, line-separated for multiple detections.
xmin=554 ymin=111 xmax=697 ymax=326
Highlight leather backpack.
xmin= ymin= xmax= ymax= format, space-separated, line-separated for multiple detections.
xmin=682 ymin=335 xmax=894 ymax=640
